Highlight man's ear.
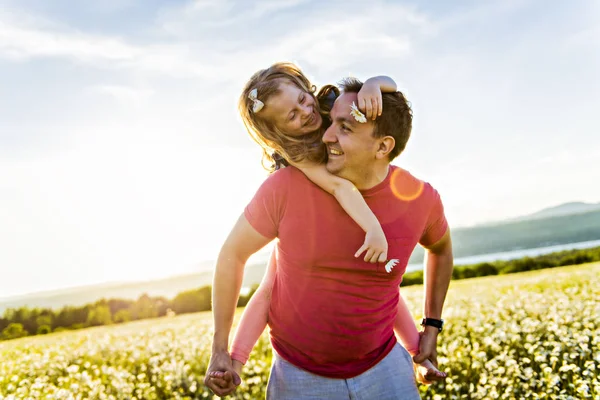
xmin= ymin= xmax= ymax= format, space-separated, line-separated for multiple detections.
xmin=376 ymin=136 xmax=395 ymax=160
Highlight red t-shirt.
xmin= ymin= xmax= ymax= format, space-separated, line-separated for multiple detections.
xmin=244 ymin=165 xmax=448 ymax=379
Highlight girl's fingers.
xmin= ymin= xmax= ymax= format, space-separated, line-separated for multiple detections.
xmin=359 ymin=97 xmax=367 ymax=112
xmin=371 ymin=98 xmax=378 ymax=120
xmin=364 ymin=98 xmax=373 ymax=119
xmin=369 ymin=252 xmax=380 ymax=263
xmin=355 ymin=244 xmax=368 ymax=258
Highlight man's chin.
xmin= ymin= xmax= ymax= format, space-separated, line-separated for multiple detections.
xmin=325 ymin=162 xmax=341 ymax=175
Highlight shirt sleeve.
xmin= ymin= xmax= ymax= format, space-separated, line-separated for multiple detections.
xmin=419 ymin=186 xmax=449 ymax=247
xmin=244 ymin=170 xmax=288 ymax=240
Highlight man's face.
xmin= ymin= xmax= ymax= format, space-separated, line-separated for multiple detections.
xmin=322 ymin=92 xmax=380 ymax=184
xmin=262 ymin=82 xmax=322 ymax=137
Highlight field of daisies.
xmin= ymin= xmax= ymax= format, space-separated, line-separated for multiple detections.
xmin=1 ymin=262 xmax=598 ymax=399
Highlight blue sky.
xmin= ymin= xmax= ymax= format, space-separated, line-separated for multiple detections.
xmin=1 ymin=0 xmax=599 ymax=297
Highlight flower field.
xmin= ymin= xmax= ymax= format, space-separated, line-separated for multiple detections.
xmin=1 ymin=262 xmax=598 ymax=399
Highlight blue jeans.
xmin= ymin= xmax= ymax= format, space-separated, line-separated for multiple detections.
xmin=266 ymin=343 xmax=421 ymax=399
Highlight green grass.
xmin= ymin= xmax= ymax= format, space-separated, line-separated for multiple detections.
xmin=1 ymin=263 xmax=598 ymax=399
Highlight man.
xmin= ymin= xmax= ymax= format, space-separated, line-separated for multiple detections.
xmin=205 ymin=78 xmax=454 ymax=399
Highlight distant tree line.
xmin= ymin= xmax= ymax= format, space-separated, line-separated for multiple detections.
xmin=401 ymin=246 xmax=600 ymax=286
xmin=0 ymin=284 xmax=258 ymax=341
xmin=2 ymin=246 xmax=599 ymax=342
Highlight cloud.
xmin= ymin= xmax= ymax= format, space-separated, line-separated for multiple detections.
xmin=0 ymin=1 xmax=431 ymax=87
xmin=155 ymin=0 xmax=430 ymax=77
xmin=0 ymin=8 xmax=219 ymax=78
xmin=89 ymin=84 xmax=154 ymax=108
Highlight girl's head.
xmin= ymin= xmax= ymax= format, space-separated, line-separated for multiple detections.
xmin=239 ymin=62 xmax=331 ymax=170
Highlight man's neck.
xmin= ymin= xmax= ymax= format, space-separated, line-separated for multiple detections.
xmin=353 ymin=164 xmax=390 ymax=191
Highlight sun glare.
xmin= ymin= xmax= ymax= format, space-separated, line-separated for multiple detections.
xmin=390 ymin=167 xmax=424 ymax=202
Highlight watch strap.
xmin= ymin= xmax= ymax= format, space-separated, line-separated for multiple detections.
xmin=421 ymin=317 xmax=444 ymax=332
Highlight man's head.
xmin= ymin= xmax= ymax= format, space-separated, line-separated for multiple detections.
xmin=322 ymin=78 xmax=413 ymax=188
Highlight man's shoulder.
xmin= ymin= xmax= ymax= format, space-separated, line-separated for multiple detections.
xmin=258 ymin=166 xmax=310 ymax=192
xmin=388 ymin=166 xmax=439 ymax=201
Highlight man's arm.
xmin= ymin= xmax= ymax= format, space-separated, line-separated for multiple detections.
xmin=204 ymin=213 xmax=273 ymax=396
xmin=413 ymin=228 xmax=453 ymax=368
xmin=423 ymin=228 xmax=453 ymax=320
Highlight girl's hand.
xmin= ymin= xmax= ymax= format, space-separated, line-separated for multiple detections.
xmin=357 ymin=79 xmax=383 ymax=120
xmin=355 ymin=228 xmax=388 ymax=263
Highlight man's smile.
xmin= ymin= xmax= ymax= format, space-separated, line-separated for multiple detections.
xmin=329 ymin=147 xmax=343 ymax=156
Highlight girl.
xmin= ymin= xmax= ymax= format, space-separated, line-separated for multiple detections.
xmin=225 ymin=62 xmax=445 ymax=383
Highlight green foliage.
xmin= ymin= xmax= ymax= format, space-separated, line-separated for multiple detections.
xmin=113 ymin=309 xmax=132 ymax=324
xmin=87 ymin=305 xmax=113 ymax=327
xmin=401 ymin=270 xmax=423 ymax=286
xmin=1 ymin=323 xmax=27 ymax=340
xmin=402 ymin=246 xmax=600 ymax=287
xmin=171 ymin=286 xmax=211 ymax=314
xmin=0 ymin=264 xmax=597 ymax=398
xmin=37 ymin=325 xmax=52 ymax=335
xmin=0 ymin=286 xmax=214 ymax=341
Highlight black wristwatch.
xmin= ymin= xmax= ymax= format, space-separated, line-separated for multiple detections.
xmin=421 ymin=317 xmax=444 ymax=332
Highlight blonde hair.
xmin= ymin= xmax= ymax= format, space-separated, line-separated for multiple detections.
xmin=239 ymin=62 xmax=330 ymax=172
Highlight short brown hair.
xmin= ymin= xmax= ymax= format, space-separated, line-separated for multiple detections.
xmin=339 ymin=77 xmax=412 ymax=160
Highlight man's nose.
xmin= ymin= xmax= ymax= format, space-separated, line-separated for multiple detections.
xmin=322 ymin=124 xmax=335 ymax=143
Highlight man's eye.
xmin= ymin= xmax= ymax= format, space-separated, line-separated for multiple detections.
xmin=289 ymin=112 xmax=296 ymax=121
xmin=300 ymin=95 xmax=305 ymax=103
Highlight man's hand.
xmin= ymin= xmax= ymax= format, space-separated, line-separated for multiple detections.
xmin=204 ymin=349 xmax=242 ymax=397
xmin=412 ymin=327 xmax=439 ymax=367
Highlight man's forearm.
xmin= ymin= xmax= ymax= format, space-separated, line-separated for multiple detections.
xmin=423 ymin=246 xmax=453 ymax=319
xmin=212 ymin=248 xmax=246 ymax=352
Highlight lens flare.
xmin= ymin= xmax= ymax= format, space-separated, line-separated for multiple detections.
xmin=390 ymin=168 xmax=424 ymax=201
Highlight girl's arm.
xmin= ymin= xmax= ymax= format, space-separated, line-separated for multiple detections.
xmin=290 ymin=161 xmax=387 ymax=263
xmin=366 ymin=76 xmax=397 ymax=92
xmin=358 ymin=75 xmax=398 ymax=120
xmin=230 ymin=247 xmax=277 ymax=366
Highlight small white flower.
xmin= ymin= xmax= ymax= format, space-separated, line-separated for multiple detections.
xmin=385 ymin=259 xmax=399 ymax=273
xmin=350 ymin=101 xmax=367 ymax=123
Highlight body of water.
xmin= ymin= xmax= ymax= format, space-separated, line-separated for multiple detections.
xmin=406 ymin=239 xmax=600 ymax=272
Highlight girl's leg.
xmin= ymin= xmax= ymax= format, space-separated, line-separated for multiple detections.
xmin=230 ymin=247 xmax=278 ymax=370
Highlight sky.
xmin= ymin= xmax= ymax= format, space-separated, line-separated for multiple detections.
xmin=1 ymin=0 xmax=599 ymax=298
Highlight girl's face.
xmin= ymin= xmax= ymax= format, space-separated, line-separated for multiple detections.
xmin=261 ymin=82 xmax=323 ymax=137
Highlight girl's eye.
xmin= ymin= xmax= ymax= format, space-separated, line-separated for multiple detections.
xmin=341 ymin=124 xmax=350 ymax=132
xmin=300 ymin=95 xmax=305 ymax=103
xmin=289 ymin=112 xmax=296 ymax=121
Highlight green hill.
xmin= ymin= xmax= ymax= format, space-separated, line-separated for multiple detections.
xmin=408 ymin=208 xmax=600 ymax=264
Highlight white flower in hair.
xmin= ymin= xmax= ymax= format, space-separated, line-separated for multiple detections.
xmin=350 ymin=101 xmax=367 ymax=123
xmin=248 ymin=88 xmax=264 ymax=113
